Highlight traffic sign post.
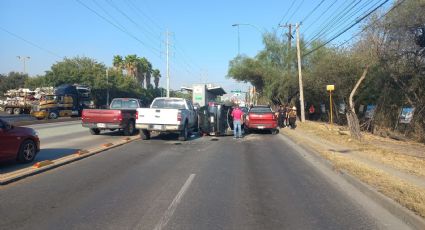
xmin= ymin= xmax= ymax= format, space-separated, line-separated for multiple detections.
xmin=327 ymin=85 xmax=335 ymax=125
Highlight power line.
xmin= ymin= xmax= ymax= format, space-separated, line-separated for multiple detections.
xmin=303 ymin=0 xmax=338 ymax=33
xmin=303 ymin=0 xmax=390 ymax=57
xmin=306 ymin=0 xmax=361 ymax=45
xmin=75 ymin=0 xmax=162 ymax=55
xmin=125 ymin=0 xmax=165 ymax=32
xmin=305 ymin=0 xmax=385 ymax=47
xmin=337 ymin=0 xmax=407 ymax=48
xmin=309 ymin=0 xmax=385 ymax=46
xmin=0 ymin=26 xmax=63 ymax=59
xmin=286 ymin=0 xmax=305 ymax=24
xmin=300 ymin=0 xmax=326 ymax=24
xmin=104 ymin=0 xmax=164 ymax=47
xmin=278 ymin=1 xmax=296 ymax=25
xmin=91 ymin=0 xmax=127 ymax=32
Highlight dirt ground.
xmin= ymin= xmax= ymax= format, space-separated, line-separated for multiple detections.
xmin=281 ymin=121 xmax=425 ymax=218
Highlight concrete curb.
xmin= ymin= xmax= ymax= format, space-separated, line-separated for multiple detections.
xmin=0 ymin=136 xmax=140 ymax=185
xmin=279 ymin=132 xmax=425 ymax=230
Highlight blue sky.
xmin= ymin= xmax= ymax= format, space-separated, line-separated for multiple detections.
xmin=0 ymin=0 xmax=392 ymax=93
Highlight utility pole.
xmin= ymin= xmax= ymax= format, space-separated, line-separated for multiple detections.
xmin=296 ymin=23 xmax=305 ymax=122
xmin=166 ymin=30 xmax=170 ymax=98
xmin=17 ymin=56 xmax=30 ymax=74
xmin=106 ymin=69 xmax=109 ymax=106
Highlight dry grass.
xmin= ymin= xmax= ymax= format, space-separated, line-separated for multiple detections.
xmin=319 ymin=150 xmax=425 ymax=218
xmin=298 ymin=121 xmax=425 ymax=177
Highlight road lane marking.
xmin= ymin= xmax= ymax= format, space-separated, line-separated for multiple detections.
xmin=153 ymin=174 xmax=196 ymax=230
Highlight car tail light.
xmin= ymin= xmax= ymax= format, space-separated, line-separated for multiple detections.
xmin=136 ymin=110 xmax=138 ymax=119
xmin=177 ymin=111 xmax=182 ymax=122
xmin=117 ymin=111 xmax=122 ymax=121
xmin=272 ymin=114 xmax=277 ymax=121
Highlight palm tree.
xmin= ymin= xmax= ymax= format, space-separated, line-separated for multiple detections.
xmin=124 ymin=55 xmax=138 ymax=79
xmin=112 ymin=55 xmax=123 ymax=74
xmin=137 ymin=57 xmax=153 ymax=88
xmin=152 ymin=69 xmax=161 ymax=89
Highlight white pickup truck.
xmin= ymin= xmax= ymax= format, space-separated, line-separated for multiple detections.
xmin=135 ymin=97 xmax=197 ymax=141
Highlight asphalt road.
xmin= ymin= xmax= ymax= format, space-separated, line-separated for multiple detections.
xmin=0 ymin=133 xmax=411 ymax=230
xmin=0 ymin=120 xmax=134 ymax=174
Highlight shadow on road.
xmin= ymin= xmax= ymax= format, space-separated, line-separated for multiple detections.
xmin=0 ymin=148 xmax=79 ymax=174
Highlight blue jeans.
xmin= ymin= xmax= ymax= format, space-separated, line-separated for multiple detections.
xmin=233 ymin=120 xmax=242 ymax=138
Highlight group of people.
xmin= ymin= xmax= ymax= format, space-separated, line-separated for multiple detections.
xmin=277 ymin=104 xmax=297 ymax=129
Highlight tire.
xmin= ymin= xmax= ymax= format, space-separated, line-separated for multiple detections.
xmin=48 ymin=111 xmax=59 ymax=119
xmin=140 ymin=129 xmax=151 ymax=140
xmin=123 ymin=121 xmax=135 ymax=136
xmin=178 ymin=123 xmax=188 ymax=141
xmin=90 ymin=128 xmax=101 ymax=135
xmin=5 ymin=108 xmax=13 ymax=114
xmin=17 ymin=139 xmax=37 ymax=163
xmin=13 ymin=108 xmax=22 ymax=114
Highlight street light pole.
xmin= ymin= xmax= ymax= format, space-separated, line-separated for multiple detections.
xmin=17 ymin=56 xmax=30 ymax=74
xmin=232 ymin=24 xmax=240 ymax=56
xmin=166 ymin=29 xmax=170 ymax=98
xmin=106 ymin=69 xmax=109 ymax=106
xmin=232 ymin=23 xmax=264 ymax=56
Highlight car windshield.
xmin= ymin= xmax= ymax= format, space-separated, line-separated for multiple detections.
xmin=151 ymin=99 xmax=186 ymax=109
xmin=110 ymin=99 xmax=139 ymax=109
xmin=249 ymin=107 xmax=272 ymax=113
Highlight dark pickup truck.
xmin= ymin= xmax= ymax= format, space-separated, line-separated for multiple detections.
xmin=81 ymin=98 xmax=142 ymax=136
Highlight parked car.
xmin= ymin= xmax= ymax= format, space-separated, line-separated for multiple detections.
xmin=136 ymin=97 xmax=197 ymax=141
xmin=0 ymin=118 xmax=40 ymax=163
xmin=81 ymin=98 xmax=142 ymax=136
xmin=245 ymin=105 xmax=278 ymax=134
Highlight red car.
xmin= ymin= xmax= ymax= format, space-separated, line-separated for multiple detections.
xmin=0 ymin=119 xmax=40 ymax=163
xmin=245 ymin=105 xmax=278 ymax=134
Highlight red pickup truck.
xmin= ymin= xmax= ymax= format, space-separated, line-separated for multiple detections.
xmin=245 ymin=105 xmax=278 ymax=135
xmin=81 ymin=98 xmax=142 ymax=136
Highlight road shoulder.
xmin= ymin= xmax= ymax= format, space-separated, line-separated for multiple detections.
xmin=279 ymin=122 xmax=425 ymax=230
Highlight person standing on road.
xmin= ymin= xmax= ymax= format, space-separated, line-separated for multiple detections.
xmin=278 ymin=105 xmax=286 ymax=128
xmin=231 ymin=104 xmax=244 ymax=138
xmin=288 ymin=106 xmax=297 ymax=129
xmin=309 ymin=104 xmax=315 ymax=120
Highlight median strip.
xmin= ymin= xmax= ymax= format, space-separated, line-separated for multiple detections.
xmin=0 ymin=136 xmax=140 ymax=185
xmin=75 ymin=149 xmax=90 ymax=156
xmin=33 ymin=160 xmax=54 ymax=168
xmin=102 ymin=143 xmax=114 ymax=147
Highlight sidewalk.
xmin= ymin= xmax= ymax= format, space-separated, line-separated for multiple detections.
xmin=281 ymin=121 xmax=425 ymax=219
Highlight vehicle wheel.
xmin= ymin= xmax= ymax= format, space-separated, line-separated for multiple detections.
xmin=48 ymin=111 xmax=59 ymax=119
xmin=178 ymin=123 xmax=188 ymax=141
xmin=17 ymin=139 xmax=37 ymax=163
xmin=5 ymin=108 xmax=13 ymax=114
xmin=123 ymin=121 xmax=135 ymax=136
xmin=271 ymin=129 xmax=279 ymax=135
xmin=140 ymin=129 xmax=151 ymax=140
xmin=90 ymin=128 xmax=101 ymax=135
xmin=13 ymin=108 xmax=22 ymax=114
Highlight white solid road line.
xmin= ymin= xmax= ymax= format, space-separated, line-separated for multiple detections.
xmin=153 ymin=174 xmax=196 ymax=230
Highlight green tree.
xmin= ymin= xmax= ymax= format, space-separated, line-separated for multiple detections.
xmin=124 ymin=54 xmax=138 ymax=79
xmin=0 ymin=72 xmax=28 ymax=95
xmin=152 ymin=69 xmax=161 ymax=89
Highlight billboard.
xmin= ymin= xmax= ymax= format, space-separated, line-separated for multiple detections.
xmin=399 ymin=107 xmax=415 ymax=124
xmin=365 ymin=105 xmax=376 ymax=119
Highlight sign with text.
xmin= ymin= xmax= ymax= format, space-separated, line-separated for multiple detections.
xmin=365 ymin=105 xmax=376 ymax=119
xmin=399 ymin=107 xmax=415 ymax=124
